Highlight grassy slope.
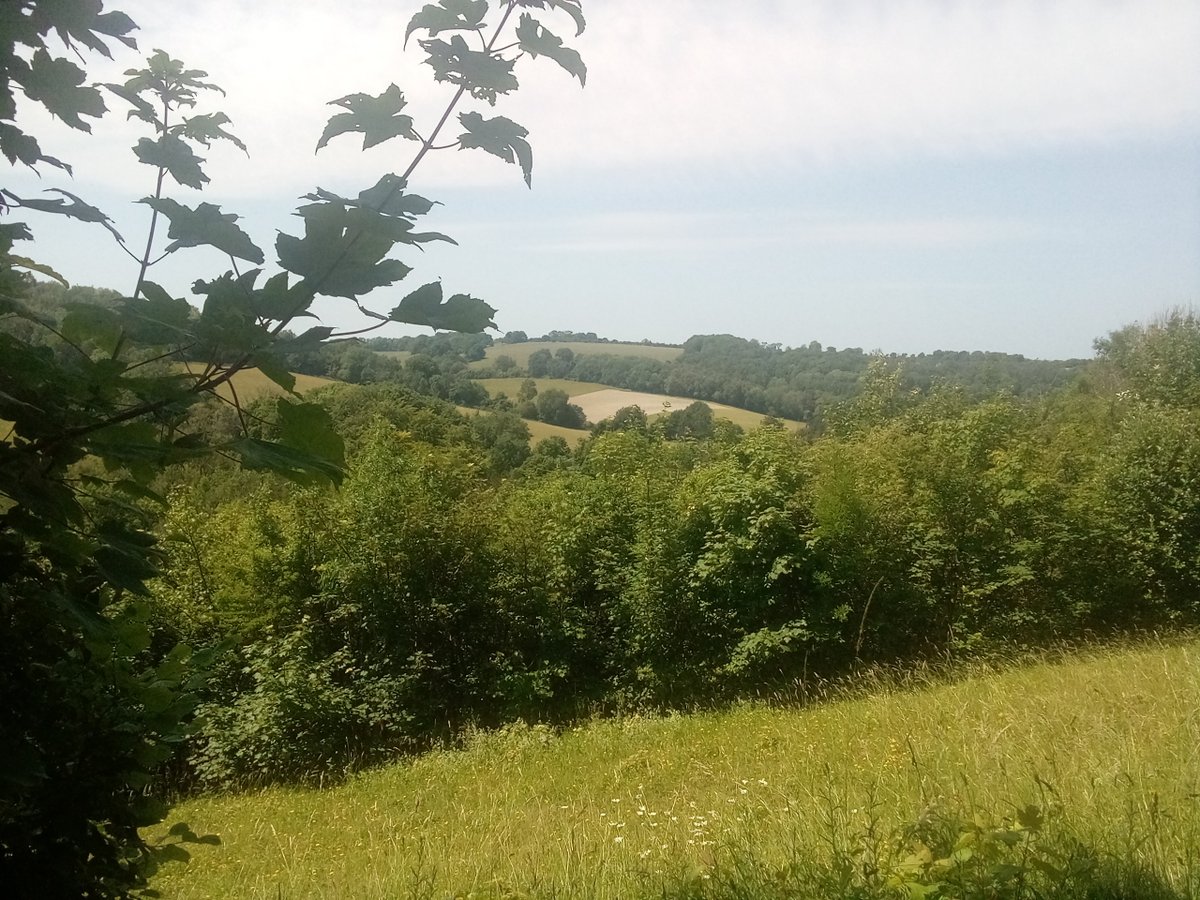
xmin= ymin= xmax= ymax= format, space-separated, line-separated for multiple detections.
xmin=216 ymin=368 xmax=339 ymax=401
xmin=176 ymin=367 xmax=340 ymax=403
xmin=151 ymin=639 xmax=1200 ymax=899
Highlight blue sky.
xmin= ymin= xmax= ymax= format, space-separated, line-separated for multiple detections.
xmin=7 ymin=0 xmax=1199 ymax=358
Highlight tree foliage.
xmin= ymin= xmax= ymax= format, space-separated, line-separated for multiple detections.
xmin=0 ymin=0 xmax=587 ymax=892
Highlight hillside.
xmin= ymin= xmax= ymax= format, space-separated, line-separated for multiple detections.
xmin=149 ymin=638 xmax=1200 ymax=899
xmin=471 ymin=340 xmax=684 ymax=370
xmin=461 ymin=334 xmax=1088 ymax=424
xmin=182 ymin=367 xmax=341 ymax=403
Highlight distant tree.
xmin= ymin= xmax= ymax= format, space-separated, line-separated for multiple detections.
xmin=519 ymin=434 xmax=573 ymax=474
xmin=611 ymin=404 xmax=649 ymax=433
xmin=518 ymin=379 xmax=539 ymax=402
xmin=664 ymin=401 xmax=715 ymax=440
xmin=501 ymin=330 xmax=529 ymax=343
xmin=527 ymin=348 xmax=554 ymax=377
xmin=493 ymin=354 xmax=517 ymax=373
xmin=472 ymin=411 xmax=532 ymax=473
xmin=536 ymin=388 xmax=587 ymax=428
xmin=552 ymin=346 xmax=576 ymax=377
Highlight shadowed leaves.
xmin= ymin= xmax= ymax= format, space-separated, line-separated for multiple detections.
xmin=515 ymin=13 xmax=586 ymax=84
xmin=457 ymin=111 xmax=532 ymax=186
xmin=421 ymin=34 xmax=518 ymax=105
xmin=316 ymin=84 xmax=418 ymax=152
xmin=405 ymin=0 xmax=488 ymax=47
xmin=138 ymin=197 xmax=264 ymax=264
xmin=390 ymin=280 xmax=497 ymax=333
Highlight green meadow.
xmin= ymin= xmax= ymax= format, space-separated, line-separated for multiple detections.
xmin=150 ymin=638 xmax=1200 ymax=899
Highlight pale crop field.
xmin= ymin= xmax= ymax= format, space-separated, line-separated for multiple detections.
xmin=571 ymin=388 xmax=804 ymax=432
xmin=149 ymin=638 xmax=1200 ymax=899
xmin=473 ymin=380 xmax=803 ymax=432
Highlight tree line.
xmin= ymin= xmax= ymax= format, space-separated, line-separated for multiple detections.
xmin=140 ymin=310 xmax=1200 ymax=790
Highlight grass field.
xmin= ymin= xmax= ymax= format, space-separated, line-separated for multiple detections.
xmin=174 ymin=366 xmax=340 ymax=402
xmin=469 ymin=341 xmax=683 ymax=371
xmin=524 ymin=418 xmax=590 ymax=446
xmin=149 ymin=638 xmax=1200 ymax=899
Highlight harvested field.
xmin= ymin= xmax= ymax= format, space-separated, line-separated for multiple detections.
xmin=571 ymin=388 xmax=803 ymax=431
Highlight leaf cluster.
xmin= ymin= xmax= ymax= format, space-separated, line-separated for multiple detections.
xmin=1 ymin=0 xmax=589 ymax=893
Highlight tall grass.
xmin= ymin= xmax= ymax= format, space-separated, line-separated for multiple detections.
xmin=149 ymin=639 xmax=1200 ymax=898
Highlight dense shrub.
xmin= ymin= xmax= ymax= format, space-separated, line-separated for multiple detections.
xmin=147 ymin=321 xmax=1200 ymax=786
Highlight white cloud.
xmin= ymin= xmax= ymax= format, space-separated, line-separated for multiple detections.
xmin=10 ymin=0 xmax=1198 ymax=204
xmin=526 ymin=0 xmax=1200 ymax=171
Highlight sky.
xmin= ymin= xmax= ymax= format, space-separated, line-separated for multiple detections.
xmin=6 ymin=0 xmax=1200 ymax=359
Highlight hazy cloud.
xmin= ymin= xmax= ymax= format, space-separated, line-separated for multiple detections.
xmin=13 ymin=0 xmax=1198 ymax=199
xmin=518 ymin=210 xmax=1056 ymax=254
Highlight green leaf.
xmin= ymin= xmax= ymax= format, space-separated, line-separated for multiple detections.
xmin=405 ymin=0 xmax=489 ymax=46
xmin=316 ymin=84 xmax=418 ymax=152
xmin=2 ymin=188 xmax=123 ymax=242
xmin=254 ymin=271 xmax=312 ymax=321
xmin=39 ymin=3 xmax=139 ymax=57
xmin=515 ymin=0 xmax=586 ymax=36
xmin=421 ymin=35 xmax=519 ymax=105
xmin=252 ymin=352 xmax=297 ymax=396
xmin=193 ymin=271 xmax=273 ymax=355
xmin=133 ymin=135 xmax=209 ymax=189
xmin=229 ymin=437 xmax=344 ymax=486
xmin=515 ymin=14 xmax=586 ymax=84
xmin=276 ymin=399 xmax=346 ymax=471
xmin=390 ymin=281 xmax=497 ymax=332
xmin=275 ymin=325 xmax=334 ymax=354
xmin=457 ymin=111 xmax=533 ymax=186
xmin=0 ymin=221 xmax=34 ymax=252
xmin=93 ymin=518 xmax=162 ymax=596
xmin=120 ymin=286 xmax=195 ymax=345
xmin=276 ymin=203 xmax=413 ymax=299
xmin=8 ymin=255 xmax=68 ymax=286
xmin=111 ymin=479 xmax=168 ymax=507
xmin=101 ymin=81 xmax=157 ymax=125
xmin=358 ymin=175 xmax=437 ymax=219
xmin=62 ymin=304 xmax=123 ymax=355
xmin=14 ymin=49 xmax=107 ymax=131
xmin=0 ymin=122 xmax=70 ymax=171
xmin=179 ymin=111 xmax=247 ymax=152
xmin=1015 ymin=805 xmax=1044 ymax=832
xmin=138 ymin=197 xmax=264 ymax=264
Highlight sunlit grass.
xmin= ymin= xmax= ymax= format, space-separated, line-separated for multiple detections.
xmin=150 ymin=638 xmax=1200 ymax=898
